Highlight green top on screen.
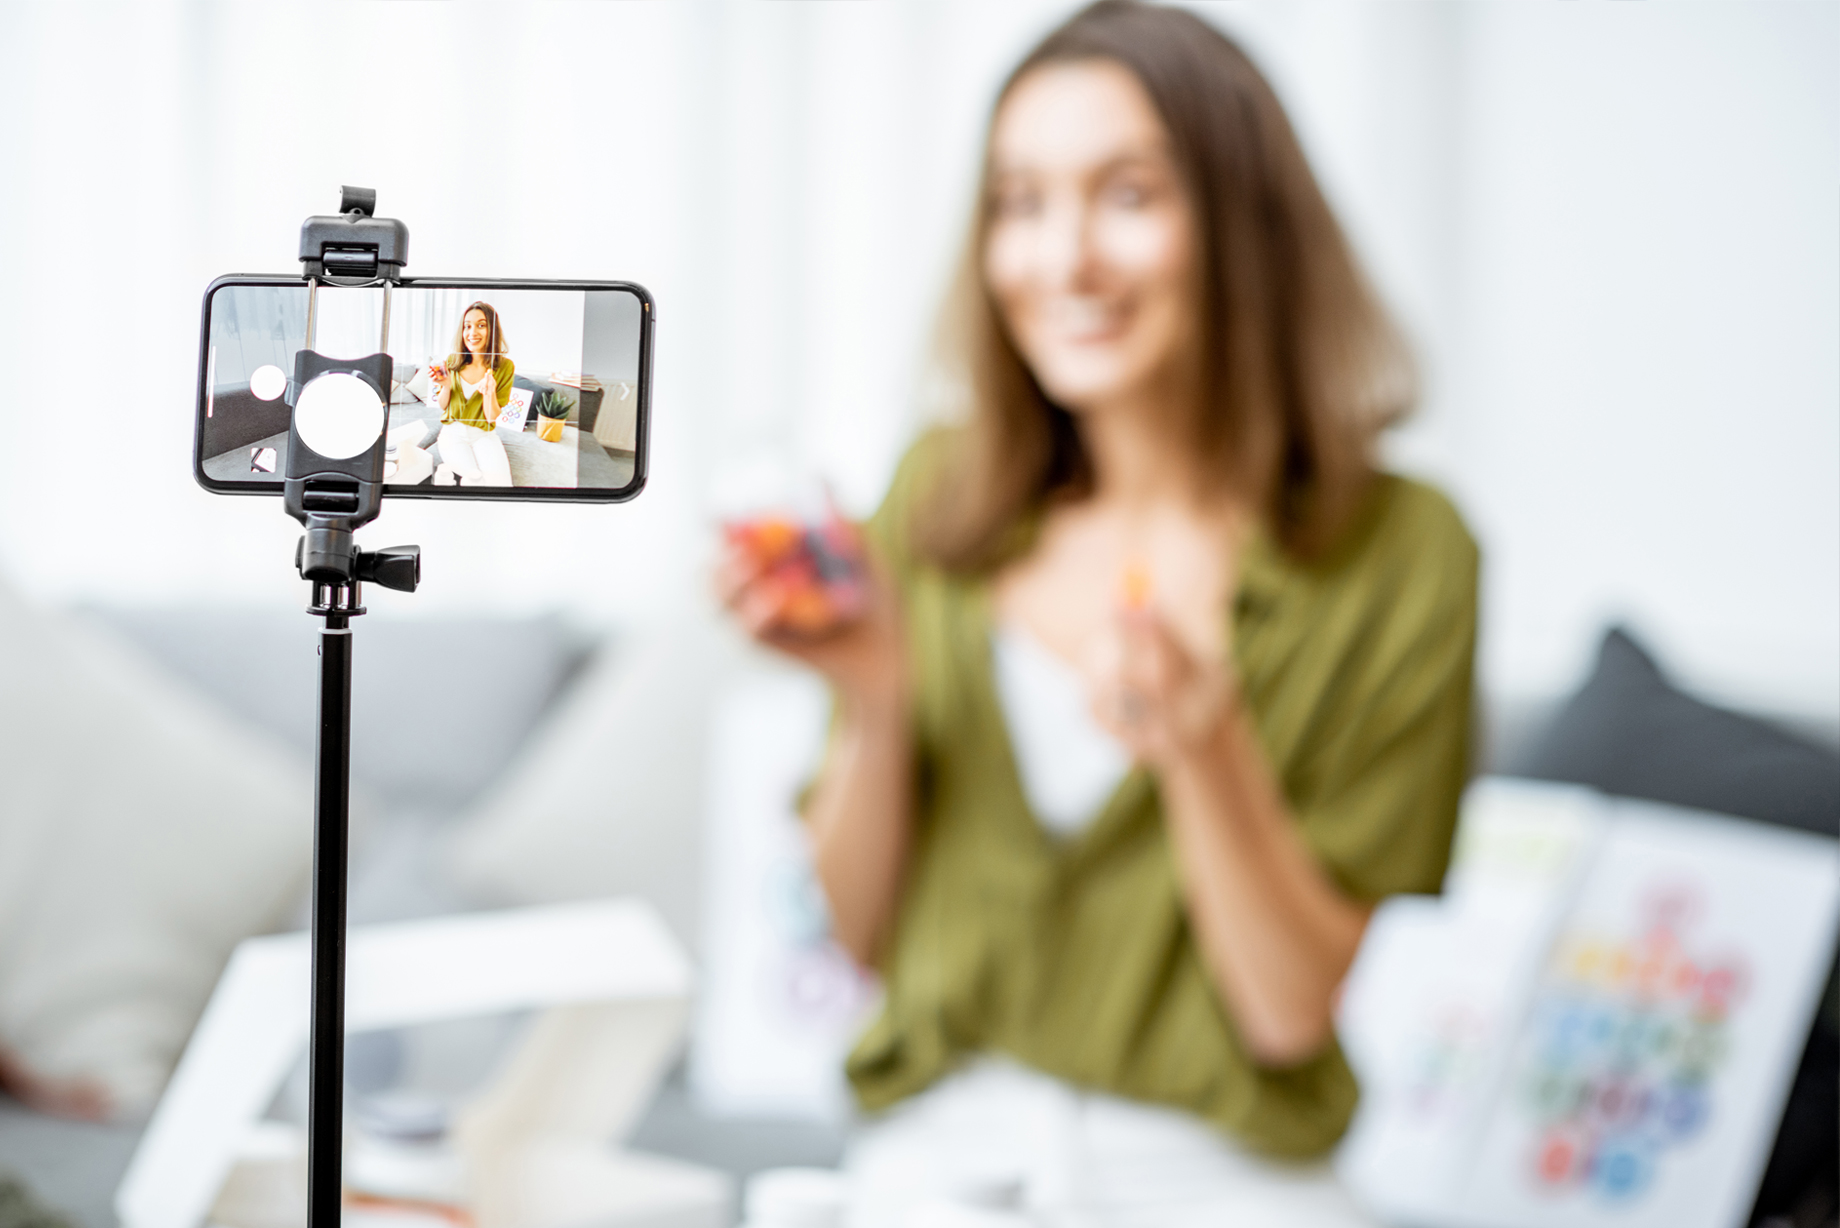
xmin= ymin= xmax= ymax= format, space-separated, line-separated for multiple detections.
xmin=441 ymin=358 xmax=516 ymax=432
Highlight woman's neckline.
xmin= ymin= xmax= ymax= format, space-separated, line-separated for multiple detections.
xmin=972 ymin=591 xmax=1147 ymax=857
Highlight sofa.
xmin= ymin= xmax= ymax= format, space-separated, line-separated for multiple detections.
xmin=0 ymin=588 xmax=1832 ymax=1228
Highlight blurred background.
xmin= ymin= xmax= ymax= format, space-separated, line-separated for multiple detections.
xmin=0 ymin=0 xmax=1832 ymax=717
xmin=0 ymin=2 xmax=1834 ymax=1226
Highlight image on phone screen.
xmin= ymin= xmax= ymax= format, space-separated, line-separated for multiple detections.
xmin=196 ymin=280 xmax=649 ymax=501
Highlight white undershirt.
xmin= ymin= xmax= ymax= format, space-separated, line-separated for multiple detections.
xmin=459 ymin=372 xmax=489 ymax=401
xmin=989 ymin=624 xmax=1132 ymax=837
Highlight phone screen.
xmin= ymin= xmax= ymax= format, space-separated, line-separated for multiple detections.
xmin=196 ymin=278 xmax=650 ymax=501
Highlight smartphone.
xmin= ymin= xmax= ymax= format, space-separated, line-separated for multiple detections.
xmin=195 ymin=276 xmax=652 ymax=502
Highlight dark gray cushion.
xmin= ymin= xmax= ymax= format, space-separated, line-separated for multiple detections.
xmin=203 ymin=384 xmax=293 ymax=456
xmin=1511 ymin=626 xmax=1839 ymax=837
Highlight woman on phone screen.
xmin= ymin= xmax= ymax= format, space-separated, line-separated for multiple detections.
xmin=431 ymin=301 xmax=515 ymax=487
xmin=722 ymin=1 xmax=1477 ymax=1219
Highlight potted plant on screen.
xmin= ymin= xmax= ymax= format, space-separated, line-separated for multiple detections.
xmin=535 ymin=389 xmax=574 ymax=443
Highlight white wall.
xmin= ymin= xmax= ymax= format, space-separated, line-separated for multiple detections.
xmin=0 ymin=1 xmax=1832 ymax=718
xmin=1447 ymin=4 xmax=1839 ymax=719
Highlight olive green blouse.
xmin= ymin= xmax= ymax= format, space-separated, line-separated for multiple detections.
xmin=440 ymin=359 xmax=516 ymax=430
xmin=840 ymin=434 xmax=1479 ymax=1159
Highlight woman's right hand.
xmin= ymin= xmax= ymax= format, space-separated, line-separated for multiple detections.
xmin=716 ymin=534 xmax=907 ymax=711
xmin=428 ymin=363 xmax=449 ymax=389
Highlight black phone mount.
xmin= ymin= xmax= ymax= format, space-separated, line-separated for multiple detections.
xmin=291 ymin=186 xmax=420 ymax=1226
xmin=286 ymin=185 xmax=406 ymax=562
xmin=299 ymin=185 xmax=409 ymax=281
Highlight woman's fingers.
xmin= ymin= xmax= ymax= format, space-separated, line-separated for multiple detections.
xmin=715 ymin=525 xmax=906 ymax=704
xmin=1086 ymin=606 xmax=1206 ymax=758
xmin=713 ymin=541 xmax=771 ymax=606
xmin=1118 ymin=607 xmax=1240 ymax=758
xmin=1086 ymin=617 xmax=1152 ymax=747
xmin=720 ymin=567 xmax=777 ymax=625
xmin=715 ymin=548 xmax=829 ymax=643
xmin=736 ymin=576 xmax=795 ymax=631
xmin=1115 ymin=609 xmax=1182 ymax=701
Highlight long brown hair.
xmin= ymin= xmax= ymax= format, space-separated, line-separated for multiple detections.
xmin=446 ymin=301 xmax=510 ymax=372
xmin=913 ymin=0 xmax=1415 ymax=569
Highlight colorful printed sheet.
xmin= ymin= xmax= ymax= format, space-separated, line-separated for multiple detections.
xmin=1338 ymin=780 xmax=1838 ymax=1228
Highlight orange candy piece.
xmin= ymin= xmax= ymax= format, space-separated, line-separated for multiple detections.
xmin=1120 ymin=562 xmax=1153 ymax=611
xmin=728 ymin=516 xmax=803 ymax=566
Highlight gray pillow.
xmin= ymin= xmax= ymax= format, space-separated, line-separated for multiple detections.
xmin=0 ymin=585 xmax=313 ymax=1120
xmin=84 ymin=609 xmax=597 ymax=815
xmin=1511 ymin=626 xmax=1839 ymax=836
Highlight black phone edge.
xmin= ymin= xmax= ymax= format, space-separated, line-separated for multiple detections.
xmin=192 ymin=273 xmax=653 ymax=505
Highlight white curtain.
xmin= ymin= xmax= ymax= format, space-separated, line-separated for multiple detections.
xmin=387 ymin=287 xmax=467 ymax=374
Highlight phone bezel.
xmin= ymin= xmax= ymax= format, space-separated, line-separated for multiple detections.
xmin=194 ymin=273 xmax=653 ymax=504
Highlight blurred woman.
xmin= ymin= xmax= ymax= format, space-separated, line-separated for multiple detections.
xmin=723 ymin=1 xmax=1477 ymax=1216
xmin=431 ymin=301 xmax=515 ymax=487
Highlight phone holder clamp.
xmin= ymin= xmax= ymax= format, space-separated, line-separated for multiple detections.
xmin=284 ymin=184 xmax=412 ymax=544
xmin=299 ymin=184 xmax=409 ymax=283
xmin=287 ymin=187 xmax=421 ymax=1227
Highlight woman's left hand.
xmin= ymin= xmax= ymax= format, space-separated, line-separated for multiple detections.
xmin=1088 ymin=606 xmax=1238 ymax=769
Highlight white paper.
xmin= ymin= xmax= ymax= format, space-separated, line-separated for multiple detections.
xmin=495 ymin=387 xmax=534 ymax=433
xmin=117 ymin=899 xmax=694 ymax=1228
xmin=689 ymin=672 xmax=880 ymax=1120
xmin=1338 ymin=779 xmax=1602 ymax=1221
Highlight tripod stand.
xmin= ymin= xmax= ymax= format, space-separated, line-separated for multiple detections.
xmin=299 ymin=547 xmax=418 ymax=1225
xmin=288 ymin=186 xmax=422 ymax=1226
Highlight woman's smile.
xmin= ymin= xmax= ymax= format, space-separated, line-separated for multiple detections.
xmin=1041 ymin=294 xmax=1132 ymax=344
xmin=463 ymin=315 xmax=490 ymax=353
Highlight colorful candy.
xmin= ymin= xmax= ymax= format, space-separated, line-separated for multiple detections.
xmin=725 ymin=506 xmax=868 ymax=635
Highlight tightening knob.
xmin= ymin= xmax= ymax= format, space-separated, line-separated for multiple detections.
xmin=356 ymin=545 xmax=421 ymax=593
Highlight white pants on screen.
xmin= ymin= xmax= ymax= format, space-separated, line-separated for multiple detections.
xmin=843 ymin=1058 xmax=1375 ymax=1228
xmin=436 ymin=422 xmax=512 ymax=487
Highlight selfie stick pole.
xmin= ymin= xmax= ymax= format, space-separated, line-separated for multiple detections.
xmin=287 ymin=187 xmax=419 ymax=1227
